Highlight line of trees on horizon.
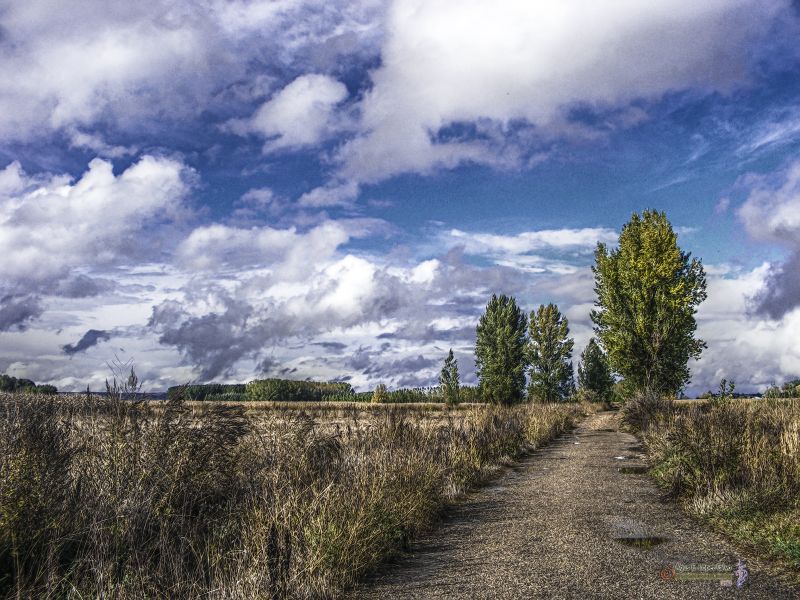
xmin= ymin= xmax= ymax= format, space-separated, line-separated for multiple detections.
xmin=5 ymin=210 xmax=709 ymax=406
xmin=0 ymin=374 xmax=57 ymax=395
xmin=448 ymin=209 xmax=708 ymax=406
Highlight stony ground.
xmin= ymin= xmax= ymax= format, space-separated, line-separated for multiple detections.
xmin=349 ymin=412 xmax=799 ymax=599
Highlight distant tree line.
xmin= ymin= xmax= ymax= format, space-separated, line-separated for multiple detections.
xmin=0 ymin=373 xmax=57 ymax=395
xmin=163 ymin=211 xmax=704 ymax=407
xmin=763 ymin=379 xmax=800 ymax=399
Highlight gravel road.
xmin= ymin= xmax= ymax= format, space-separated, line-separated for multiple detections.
xmin=349 ymin=411 xmax=799 ymax=599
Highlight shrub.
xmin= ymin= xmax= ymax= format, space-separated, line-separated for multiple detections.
xmin=619 ymin=387 xmax=674 ymax=432
xmin=643 ymin=398 xmax=800 ymax=568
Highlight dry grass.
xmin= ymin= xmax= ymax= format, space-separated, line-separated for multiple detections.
xmin=0 ymin=392 xmax=589 ymax=599
xmin=637 ymin=396 xmax=800 ymax=572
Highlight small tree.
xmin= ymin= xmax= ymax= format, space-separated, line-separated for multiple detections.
xmin=371 ymin=383 xmax=387 ymax=404
xmin=439 ymin=348 xmax=460 ymax=405
xmin=592 ymin=210 xmax=707 ymax=396
xmin=528 ymin=303 xmax=574 ymax=402
xmin=475 ymin=294 xmax=528 ymax=405
xmin=577 ymin=338 xmax=614 ymax=403
xmin=710 ymin=378 xmax=735 ymax=404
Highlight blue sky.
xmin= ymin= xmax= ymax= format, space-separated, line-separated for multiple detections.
xmin=1 ymin=0 xmax=800 ymax=395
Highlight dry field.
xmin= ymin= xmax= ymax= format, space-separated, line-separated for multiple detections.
xmin=0 ymin=392 xmax=594 ymax=599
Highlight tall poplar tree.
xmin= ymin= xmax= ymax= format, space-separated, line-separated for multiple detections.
xmin=475 ymin=294 xmax=528 ymax=405
xmin=439 ymin=348 xmax=460 ymax=405
xmin=528 ymin=303 xmax=574 ymax=402
xmin=591 ymin=210 xmax=707 ymax=395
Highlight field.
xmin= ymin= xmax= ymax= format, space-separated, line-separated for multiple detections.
xmin=0 ymin=392 xmax=591 ymax=599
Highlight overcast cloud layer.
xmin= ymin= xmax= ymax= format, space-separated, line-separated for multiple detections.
xmin=1 ymin=0 xmax=799 ymax=394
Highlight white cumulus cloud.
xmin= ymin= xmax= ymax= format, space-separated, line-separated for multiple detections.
xmin=0 ymin=156 xmax=192 ymax=289
xmin=335 ymin=0 xmax=786 ymax=183
xmin=227 ymin=74 xmax=350 ymax=152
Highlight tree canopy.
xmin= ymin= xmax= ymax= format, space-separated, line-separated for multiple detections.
xmin=528 ymin=303 xmax=574 ymax=402
xmin=0 ymin=373 xmax=57 ymax=394
xmin=439 ymin=348 xmax=460 ymax=405
xmin=591 ymin=210 xmax=707 ymax=395
xmin=577 ymin=338 xmax=614 ymax=403
xmin=475 ymin=294 xmax=528 ymax=404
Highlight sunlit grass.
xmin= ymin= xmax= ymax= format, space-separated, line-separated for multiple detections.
xmin=0 ymin=392 xmax=592 ymax=598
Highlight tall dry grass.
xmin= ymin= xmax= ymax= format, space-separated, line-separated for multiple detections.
xmin=637 ymin=395 xmax=800 ymax=569
xmin=0 ymin=392 xmax=584 ymax=599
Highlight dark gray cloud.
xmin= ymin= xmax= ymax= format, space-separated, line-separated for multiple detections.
xmin=752 ymin=251 xmax=800 ymax=319
xmin=0 ymin=294 xmax=43 ymax=331
xmin=149 ymin=296 xmax=271 ymax=380
xmin=737 ymin=160 xmax=800 ymax=318
xmin=54 ymin=275 xmax=116 ymax=298
xmin=312 ymin=341 xmax=348 ymax=353
xmin=62 ymin=329 xmax=112 ymax=356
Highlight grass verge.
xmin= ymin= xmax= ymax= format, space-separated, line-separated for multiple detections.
xmin=631 ymin=394 xmax=800 ymax=576
xmin=0 ymin=393 xmax=593 ymax=599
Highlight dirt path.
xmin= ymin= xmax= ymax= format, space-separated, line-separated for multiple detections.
xmin=350 ymin=412 xmax=799 ymax=599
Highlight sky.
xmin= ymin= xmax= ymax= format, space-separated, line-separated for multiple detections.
xmin=1 ymin=0 xmax=800 ymax=395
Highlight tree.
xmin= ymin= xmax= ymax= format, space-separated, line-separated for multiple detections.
xmin=577 ymin=338 xmax=614 ymax=403
xmin=591 ymin=210 xmax=707 ymax=395
xmin=371 ymin=383 xmax=387 ymax=403
xmin=528 ymin=303 xmax=574 ymax=402
xmin=475 ymin=294 xmax=528 ymax=405
xmin=439 ymin=348 xmax=460 ymax=405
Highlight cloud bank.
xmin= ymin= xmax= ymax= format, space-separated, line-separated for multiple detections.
xmin=0 ymin=0 xmax=798 ymax=396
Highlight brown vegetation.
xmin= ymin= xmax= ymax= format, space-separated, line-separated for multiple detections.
xmin=0 ymin=391 xmax=587 ymax=599
xmin=629 ymin=394 xmax=800 ymax=573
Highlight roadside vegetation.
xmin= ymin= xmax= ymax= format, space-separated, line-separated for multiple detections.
xmin=624 ymin=392 xmax=800 ymax=572
xmin=592 ymin=211 xmax=798 ymax=577
xmin=0 ymin=390 xmax=589 ymax=599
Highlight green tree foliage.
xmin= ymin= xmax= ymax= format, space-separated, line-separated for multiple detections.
xmin=577 ymin=338 xmax=614 ymax=403
xmin=371 ymin=383 xmax=387 ymax=403
xmin=0 ymin=374 xmax=57 ymax=394
xmin=167 ymin=384 xmax=247 ymax=402
xmin=475 ymin=294 xmax=528 ymax=405
xmin=246 ymin=379 xmax=353 ymax=402
xmin=592 ymin=210 xmax=707 ymax=395
xmin=32 ymin=385 xmax=58 ymax=395
xmin=528 ymin=303 xmax=574 ymax=402
xmin=439 ymin=349 xmax=460 ymax=405
xmin=763 ymin=378 xmax=800 ymax=399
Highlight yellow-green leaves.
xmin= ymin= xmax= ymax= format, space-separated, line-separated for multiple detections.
xmin=592 ymin=210 xmax=707 ymax=394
